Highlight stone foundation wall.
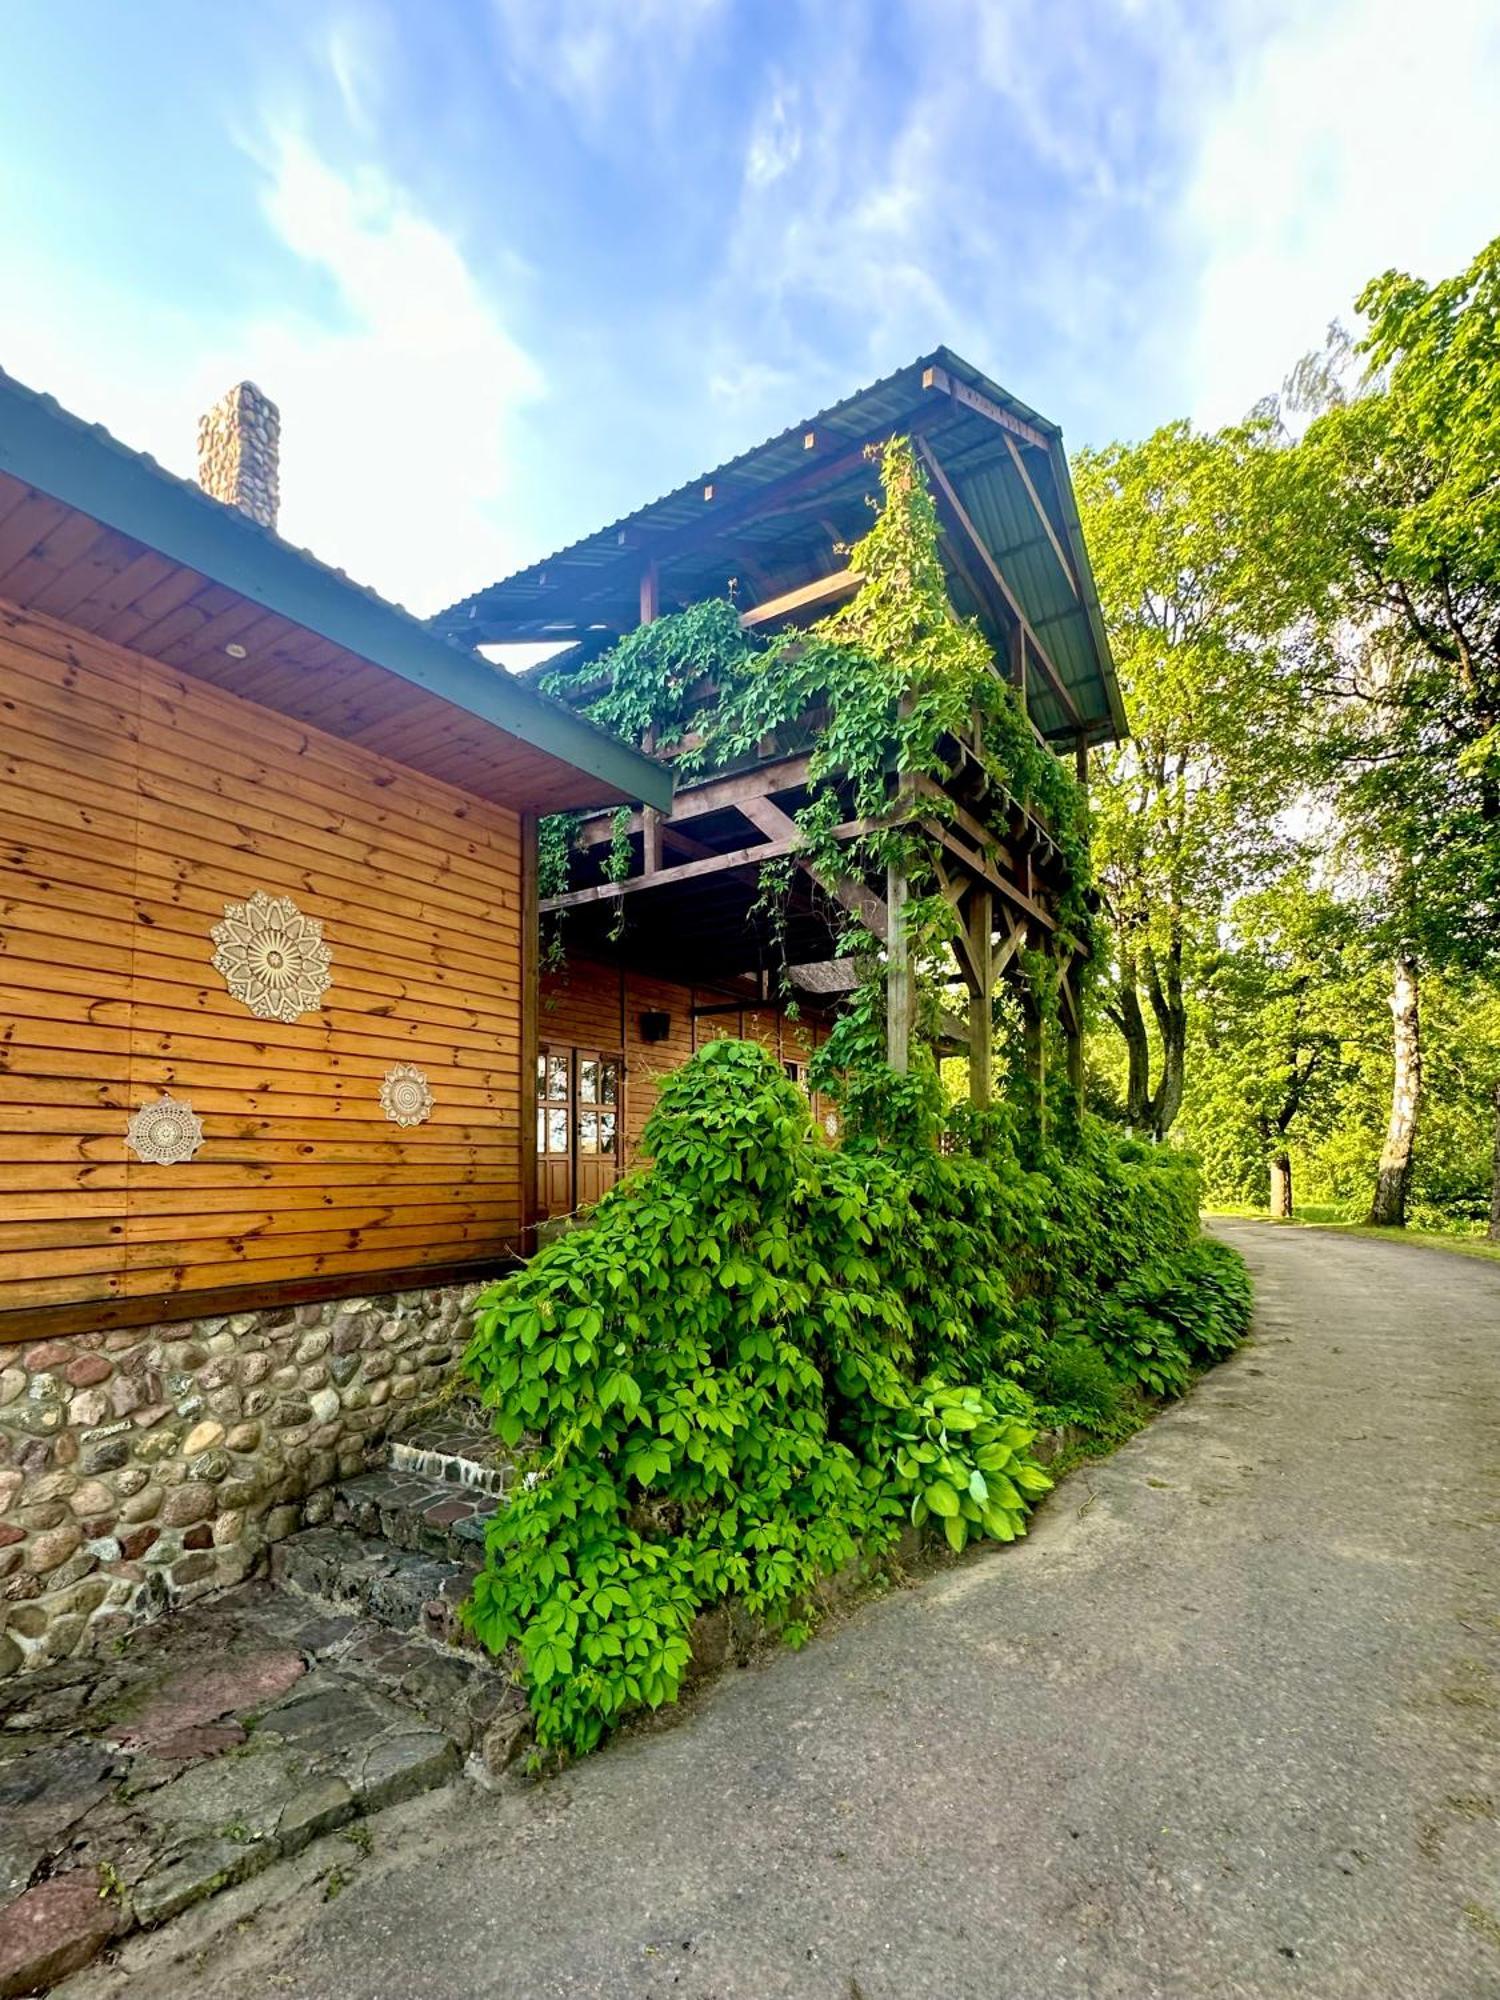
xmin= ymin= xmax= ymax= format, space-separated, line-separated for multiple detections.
xmin=0 ymin=1281 xmax=483 ymax=1676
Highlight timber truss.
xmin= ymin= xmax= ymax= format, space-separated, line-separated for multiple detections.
xmin=542 ymin=734 xmax=1085 ymax=1106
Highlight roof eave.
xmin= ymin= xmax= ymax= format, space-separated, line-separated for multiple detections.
xmin=0 ymin=371 xmax=673 ymax=813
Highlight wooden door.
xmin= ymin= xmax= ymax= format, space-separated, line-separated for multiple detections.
xmin=574 ymin=1051 xmax=622 ymax=1208
xmin=536 ymin=1049 xmax=573 ymax=1218
xmin=535 ymin=1046 xmax=623 ymax=1219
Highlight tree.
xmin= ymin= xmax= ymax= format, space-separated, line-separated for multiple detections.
xmin=1181 ymin=873 xmax=1366 ymax=1216
xmin=1293 ymin=236 xmax=1500 ymax=1223
xmin=1074 ymin=419 xmax=1306 ymax=1141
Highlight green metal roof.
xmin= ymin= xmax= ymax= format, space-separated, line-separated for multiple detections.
xmin=0 ymin=368 xmax=673 ymax=811
xmin=435 ymin=348 xmax=1127 ymax=746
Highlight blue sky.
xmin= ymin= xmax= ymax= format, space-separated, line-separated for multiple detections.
xmin=2 ymin=0 xmax=1498 ymax=615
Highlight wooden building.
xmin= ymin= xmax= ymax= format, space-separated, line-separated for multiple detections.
xmin=0 ymin=370 xmax=667 ymax=1340
xmin=0 ymin=350 xmax=1121 ymax=1670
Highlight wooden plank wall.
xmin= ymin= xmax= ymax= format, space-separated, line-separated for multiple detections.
xmin=0 ymin=597 xmax=524 ymax=1325
xmin=540 ymin=957 xmax=830 ymax=1168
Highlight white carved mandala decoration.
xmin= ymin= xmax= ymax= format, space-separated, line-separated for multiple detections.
xmin=380 ymin=1063 xmax=434 ymax=1128
xmin=211 ymin=890 xmax=332 ymax=1023
xmin=126 ymin=1093 xmax=204 ymax=1166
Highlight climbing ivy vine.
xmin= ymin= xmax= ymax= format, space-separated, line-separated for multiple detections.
xmin=539 ymin=438 xmax=1098 ymax=1097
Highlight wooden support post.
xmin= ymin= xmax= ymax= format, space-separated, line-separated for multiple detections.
xmin=886 ymin=863 xmax=912 ymax=1073
xmin=639 ymin=561 xmax=659 ymax=627
xmin=517 ymin=812 xmax=540 ymax=1253
xmin=1074 ymin=736 xmax=1088 ymax=787
xmin=967 ymin=886 xmax=993 ymax=1110
xmin=640 ymin=722 xmax=662 ymax=876
xmin=1024 ymin=1001 xmax=1047 ymax=1137
xmin=1066 ymin=1021 xmax=1084 ymax=1099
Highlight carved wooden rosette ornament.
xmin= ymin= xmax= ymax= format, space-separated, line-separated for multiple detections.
xmin=126 ymin=1093 xmax=204 ymax=1166
xmin=380 ymin=1063 xmax=434 ymax=1128
xmin=211 ymin=890 xmax=332 ymax=1023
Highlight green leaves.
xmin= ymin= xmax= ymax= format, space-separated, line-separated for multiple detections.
xmin=460 ymin=1030 xmax=1247 ymax=1760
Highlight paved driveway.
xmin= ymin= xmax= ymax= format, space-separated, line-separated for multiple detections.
xmin=66 ymin=1223 xmax=1500 ymax=1999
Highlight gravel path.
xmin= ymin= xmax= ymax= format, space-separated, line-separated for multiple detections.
xmin=66 ymin=1222 xmax=1500 ymax=2000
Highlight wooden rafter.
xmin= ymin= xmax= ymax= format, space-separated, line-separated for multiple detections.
xmin=541 ymin=809 xmax=885 ymax=911
xmin=576 ymin=752 xmax=815 ymax=848
xmin=920 ymin=816 xmax=1055 ymax=931
xmin=1002 ymin=435 xmax=1079 ymax=601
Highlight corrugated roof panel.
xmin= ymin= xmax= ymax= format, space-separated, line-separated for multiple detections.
xmin=435 ymin=349 xmax=1126 ymax=746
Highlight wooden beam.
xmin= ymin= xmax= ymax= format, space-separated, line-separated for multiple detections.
xmin=1003 ymin=433 xmax=1079 ymax=600
xmin=919 ymin=816 xmax=1056 ymax=931
xmin=541 ymin=810 xmax=883 ymax=910
xmin=740 ymin=569 xmax=862 ymax=629
xmin=968 ymin=884 xmax=993 ymax=1110
xmin=740 ymin=791 xmax=892 ymax=941
xmin=915 ymin=438 xmax=1083 ymax=730
xmin=737 ymin=794 xmax=800 ymax=841
xmin=577 ymin=752 xmax=817 ymax=847
xmin=993 ymin=920 xmax=1024 ymax=979
xmin=639 ymin=561 xmax=660 ymax=626
xmin=886 ymin=863 xmax=912 ymax=1073
xmin=920 ymin=363 xmax=1051 ymax=452
xmin=662 ymin=824 xmax=720 ymax=862
xmin=909 ymin=772 xmax=1045 ymax=875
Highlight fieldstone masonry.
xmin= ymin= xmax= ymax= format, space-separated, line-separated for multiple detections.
xmin=196 ymin=379 xmax=280 ymax=529
xmin=0 ymin=1282 xmax=483 ymax=1676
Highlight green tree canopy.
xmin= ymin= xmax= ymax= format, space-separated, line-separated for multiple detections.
xmin=1073 ymin=417 xmax=1307 ymax=1139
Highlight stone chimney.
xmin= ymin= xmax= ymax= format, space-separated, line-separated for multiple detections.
xmin=196 ymin=381 xmax=280 ymax=530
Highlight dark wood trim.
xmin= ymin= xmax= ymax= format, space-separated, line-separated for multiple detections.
xmin=0 ymin=1258 xmax=518 ymax=1347
xmin=518 ymin=810 xmax=541 ymax=1251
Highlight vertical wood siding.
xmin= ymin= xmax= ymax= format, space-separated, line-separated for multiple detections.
xmin=0 ymin=598 xmax=524 ymax=1321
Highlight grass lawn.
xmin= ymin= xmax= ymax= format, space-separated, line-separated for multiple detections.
xmin=1206 ymin=1205 xmax=1500 ymax=1264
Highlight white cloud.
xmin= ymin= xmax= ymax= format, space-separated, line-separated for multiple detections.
xmin=0 ymin=131 xmax=542 ymax=616
xmin=1178 ymin=0 xmax=1500 ymax=424
xmin=238 ymin=131 xmax=543 ymax=611
xmin=746 ymin=81 xmax=802 ymax=188
xmin=487 ymin=0 xmax=724 ymax=136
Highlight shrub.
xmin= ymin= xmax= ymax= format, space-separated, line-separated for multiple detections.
xmin=463 ymin=1041 xmax=1248 ymax=1755
xmin=1031 ymin=1337 xmax=1128 ymax=1433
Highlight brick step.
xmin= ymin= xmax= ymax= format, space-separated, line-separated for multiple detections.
xmin=387 ymin=1411 xmax=510 ymax=1499
xmin=332 ymin=1467 xmax=494 ymax=1564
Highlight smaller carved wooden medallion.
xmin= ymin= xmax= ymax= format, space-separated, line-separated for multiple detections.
xmin=380 ymin=1063 xmax=434 ymax=1128
xmin=126 ymin=1094 xmax=205 ymax=1166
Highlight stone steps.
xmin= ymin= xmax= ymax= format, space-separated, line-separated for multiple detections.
xmin=269 ymin=1526 xmax=479 ymax=1650
xmin=331 ymin=1468 xmax=492 ymax=1563
xmin=267 ymin=1409 xmax=517 ymax=1732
